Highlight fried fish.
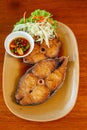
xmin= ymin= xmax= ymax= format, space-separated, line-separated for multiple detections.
xmin=15 ymin=56 xmax=68 ymax=105
xmin=23 ymin=38 xmax=61 ymax=64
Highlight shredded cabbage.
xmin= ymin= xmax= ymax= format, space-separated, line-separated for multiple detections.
xmin=13 ymin=9 xmax=58 ymax=47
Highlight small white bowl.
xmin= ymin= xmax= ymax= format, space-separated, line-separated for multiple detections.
xmin=4 ymin=31 xmax=34 ymax=58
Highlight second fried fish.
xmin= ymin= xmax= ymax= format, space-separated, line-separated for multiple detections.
xmin=23 ymin=38 xmax=61 ymax=64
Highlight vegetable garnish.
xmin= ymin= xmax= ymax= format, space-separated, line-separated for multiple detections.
xmin=13 ymin=9 xmax=58 ymax=47
xmin=23 ymin=11 xmax=27 ymax=23
xmin=9 ymin=37 xmax=30 ymax=56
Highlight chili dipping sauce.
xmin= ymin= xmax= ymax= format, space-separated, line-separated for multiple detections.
xmin=9 ymin=37 xmax=30 ymax=56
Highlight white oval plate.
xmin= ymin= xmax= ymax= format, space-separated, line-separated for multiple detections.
xmin=3 ymin=22 xmax=79 ymax=122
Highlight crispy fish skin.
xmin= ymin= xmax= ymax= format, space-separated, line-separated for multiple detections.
xmin=23 ymin=44 xmax=46 ymax=64
xmin=45 ymin=57 xmax=68 ymax=92
xmin=45 ymin=39 xmax=61 ymax=58
xmin=15 ymin=56 xmax=68 ymax=105
xmin=19 ymin=85 xmax=50 ymax=105
xmin=23 ymin=38 xmax=61 ymax=64
xmin=32 ymin=59 xmax=56 ymax=78
xmin=15 ymin=73 xmax=38 ymax=104
xmin=15 ymin=73 xmax=50 ymax=105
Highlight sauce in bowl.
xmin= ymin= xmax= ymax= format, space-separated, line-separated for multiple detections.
xmin=10 ymin=37 xmax=30 ymax=56
xmin=4 ymin=31 xmax=34 ymax=58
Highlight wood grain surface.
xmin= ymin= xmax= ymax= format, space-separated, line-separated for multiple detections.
xmin=0 ymin=0 xmax=87 ymax=129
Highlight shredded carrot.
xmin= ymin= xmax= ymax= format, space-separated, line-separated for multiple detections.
xmin=23 ymin=11 xmax=27 ymax=23
xmin=33 ymin=16 xmax=45 ymax=22
xmin=47 ymin=18 xmax=54 ymax=24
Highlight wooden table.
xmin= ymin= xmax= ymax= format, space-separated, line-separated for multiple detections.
xmin=0 ymin=0 xmax=87 ymax=129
